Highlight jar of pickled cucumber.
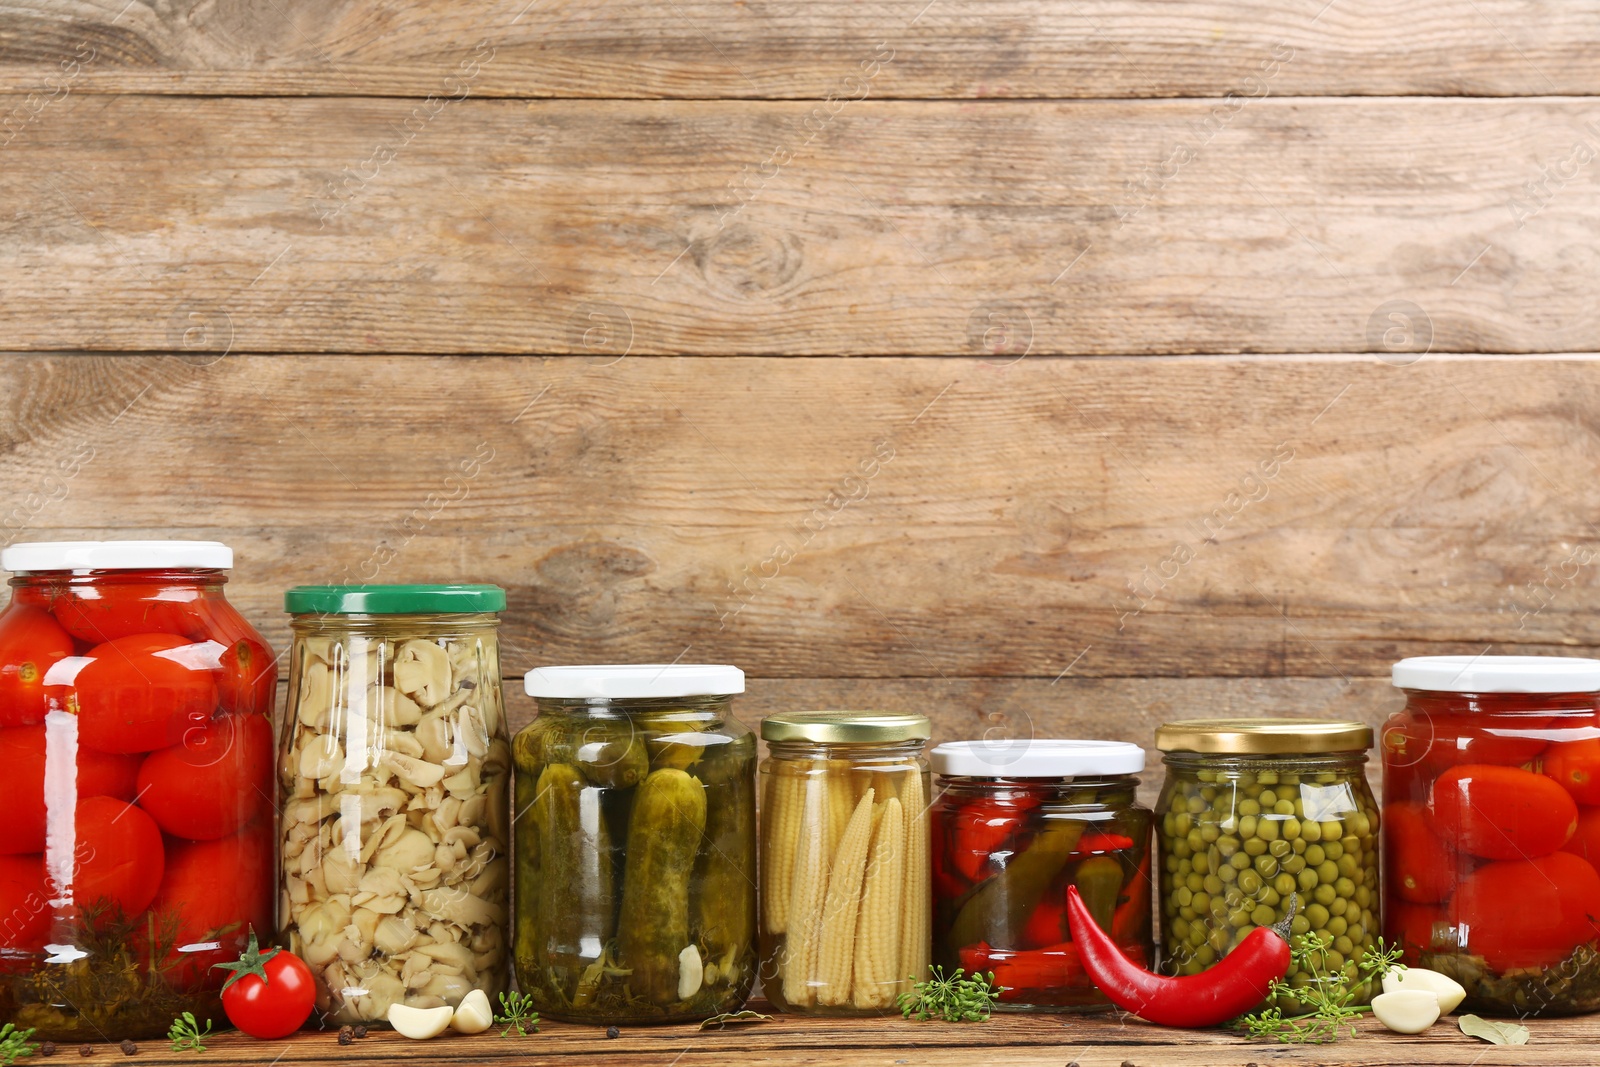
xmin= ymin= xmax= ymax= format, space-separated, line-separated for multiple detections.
xmin=1384 ymin=655 xmax=1600 ymax=1015
xmin=929 ymin=739 xmax=1152 ymax=1012
xmin=278 ymin=584 xmax=511 ymax=1025
xmin=513 ymin=664 xmax=756 ymax=1024
xmin=758 ymin=711 xmax=931 ymax=1014
xmin=1154 ymin=719 xmax=1378 ymax=1012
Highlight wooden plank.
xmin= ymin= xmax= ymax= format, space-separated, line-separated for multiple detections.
xmin=4 ymin=355 xmax=1600 ymax=680
xmin=58 ymin=1007 xmax=1600 ymax=1065
xmin=2 ymin=98 xmax=1599 ymax=354
xmin=4 ymin=1 xmax=1600 ymax=98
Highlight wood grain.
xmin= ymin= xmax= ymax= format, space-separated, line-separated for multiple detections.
xmin=5 ymin=354 xmax=1600 ymax=680
xmin=2 ymin=97 xmax=1599 ymax=354
xmin=3 ymin=1 xmax=1600 ymax=98
xmin=60 ymin=1005 xmax=1600 ymax=1065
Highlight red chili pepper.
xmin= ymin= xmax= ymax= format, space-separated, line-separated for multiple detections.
xmin=1021 ymin=895 xmax=1067 ymax=948
xmin=949 ymin=795 xmax=1039 ymax=882
xmin=1065 ymin=885 xmax=1291 ymax=1028
xmin=959 ymin=941 xmax=1083 ymax=995
xmin=1071 ymin=832 xmax=1135 ymax=855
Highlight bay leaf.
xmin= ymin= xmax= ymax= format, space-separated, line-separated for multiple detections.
xmin=1459 ymin=1014 xmax=1530 ymax=1045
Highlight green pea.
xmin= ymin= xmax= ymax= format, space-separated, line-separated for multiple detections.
xmin=1313 ymin=884 xmax=1336 ymax=906
xmin=1208 ymin=927 xmax=1230 ymax=953
xmin=1200 ymin=785 xmax=1217 ymax=802
xmin=1305 ymin=902 xmax=1329 ymax=929
xmin=1176 ymin=886 xmax=1193 ymax=908
xmin=1204 ymin=874 xmax=1224 ymax=895
xmin=1260 ymin=888 xmax=1281 ymax=908
xmin=1273 ymin=799 xmax=1296 ymax=816
xmin=1327 ymin=915 xmax=1348 ymax=938
xmin=1199 ymin=824 xmax=1220 ymax=843
xmin=1338 ymin=854 xmax=1360 ymax=879
xmin=1348 ymin=812 xmax=1371 ymax=837
xmin=1217 ymin=836 xmax=1240 ymax=857
xmin=1323 ymin=949 xmax=1345 ymax=970
xmin=1290 ymin=913 xmax=1310 ymax=936
xmin=1195 ymin=944 xmax=1217 ymax=966
xmin=1269 ymin=838 xmax=1291 ymax=858
xmin=1236 ymin=773 xmax=1257 ymax=789
xmin=1316 ymin=861 xmax=1339 ymax=884
xmin=1187 ymin=795 xmax=1207 ymax=814
xmin=1218 ymin=864 xmax=1238 ymax=884
xmin=1187 ymin=829 xmax=1205 ymax=852
xmin=1301 ymin=820 xmax=1323 ymax=843
xmin=1174 ymin=812 xmax=1194 ymax=835
xmin=1239 ymin=814 xmax=1259 ymax=838
xmin=1180 ymin=959 xmax=1203 ymax=976
xmin=1354 ymin=886 xmax=1371 ymax=909
xmin=1243 ymin=838 xmax=1268 ymax=857
xmin=1251 ymin=904 xmax=1277 ymax=926
xmin=1239 ymin=799 xmax=1262 ymax=818
xmin=1256 ymin=770 xmax=1279 ymax=785
xmin=1196 ymin=769 xmax=1216 ymax=784
xmin=1274 ymin=872 xmax=1297 ymax=896
xmin=1232 ymin=925 xmax=1257 ymax=948
xmin=1281 ymin=818 xmax=1302 ymax=841
xmin=1334 ymin=876 xmax=1356 ymax=898
xmin=1188 ymin=923 xmax=1207 ymax=947
xmin=1171 ymin=917 xmax=1191 ymax=940
xmin=1330 ymin=897 xmax=1348 ymax=917
xmin=1296 ymin=868 xmax=1318 ymax=892
xmin=1179 ymin=906 xmax=1197 ymax=921
xmin=1224 ymin=885 xmax=1246 ymax=908
xmin=1322 ymin=839 xmax=1343 ymax=861
xmin=1257 ymin=789 xmax=1277 ymax=807
xmin=1304 ymin=844 xmax=1326 ymax=867
xmin=1228 ymin=907 xmax=1253 ymax=927
xmin=1319 ymin=820 xmax=1342 ymax=840
xmin=1283 ymin=855 xmax=1306 ymax=875
xmin=1254 ymin=855 xmax=1279 ymax=878
xmin=1193 ymin=853 xmax=1211 ymax=875
xmin=1174 ymin=839 xmax=1193 ymax=860
xmin=1238 ymin=870 xmax=1263 ymax=895
xmin=1230 ymin=852 xmax=1252 ymax=871
xmin=1165 ymin=854 xmax=1182 ymax=873
xmin=1315 ymin=772 xmax=1337 ymax=785
xmin=1256 ymin=819 xmax=1280 ymax=843
xmin=1333 ymin=934 xmax=1354 ymax=957
xmin=1186 ymin=871 xmax=1205 ymax=893
xmin=1192 ymin=891 xmax=1211 ymax=913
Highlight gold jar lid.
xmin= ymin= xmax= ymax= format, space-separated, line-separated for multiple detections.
xmin=1155 ymin=717 xmax=1373 ymax=755
xmin=761 ymin=710 xmax=931 ymax=744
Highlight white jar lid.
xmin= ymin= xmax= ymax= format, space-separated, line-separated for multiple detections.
xmin=1 ymin=540 xmax=233 ymax=572
xmin=1393 ymin=655 xmax=1600 ymax=693
xmin=524 ymin=664 xmax=745 ymax=699
xmin=931 ymin=739 xmax=1145 ymax=778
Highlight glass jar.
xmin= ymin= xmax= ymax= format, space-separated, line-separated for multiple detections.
xmin=1155 ymin=719 xmax=1378 ymax=1014
xmin=0 ymin=540 xmax=277 ymax=1040
xmin=1383 ymin=655 xmax=1600 ymax=1015
xmin=758 ymin=711 xmax=931 ymax=1014
xmin=278 ymin=584 xmax=510 ymax=1025
xmin=929 ymin=739 xmax=1151 ymax=1013
xmin=512 ymin=664 xmax=755 ymax=1024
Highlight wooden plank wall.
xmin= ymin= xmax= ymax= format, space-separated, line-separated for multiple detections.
xmin=4 ymin=1 xmax=1600 ymax=792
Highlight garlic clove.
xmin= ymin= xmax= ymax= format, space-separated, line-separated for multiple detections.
xmin=678 ymin=944 xmax=704 ymax=1001
xmin=387 ymin=1003 xmax=454 ymax=1040
xmin=449 ymin=989 xmax=494 ymax=1034
xmin=1382 ymin=967 xmax=1466 ymax=1015
xmin=1371 ymin=989 xmax=1441 ymax=1034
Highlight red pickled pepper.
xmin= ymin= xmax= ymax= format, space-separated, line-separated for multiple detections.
xmin=1065 ymin=885 xmax=1291 ymax=1027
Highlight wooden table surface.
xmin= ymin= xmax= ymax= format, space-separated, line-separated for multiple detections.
xmin=61 ymin=1005 xmax=1600 ymax=1067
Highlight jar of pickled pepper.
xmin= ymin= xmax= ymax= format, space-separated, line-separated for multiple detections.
xmin=278 ymin=584 xmax=511 ymax=1024
xmin=0 ymin=540 xmax=277 ymax=1040
xmin=512 ymin=665 xmax=756 ymax=1023
xmin=1154 ymin=719 xmax=1379 ymax=1013
xmin=758 ymin=711 xmax=931 ymax=1014
xmin=929 ymin=740 xmax=1153 ymax=1012
xmin=1383 ymin=655 xmax=1600 ymax=1015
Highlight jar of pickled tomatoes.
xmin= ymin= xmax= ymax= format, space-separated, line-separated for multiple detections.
xmin=929 ymin=740 xmax=1152 ymax=1012
xmin=0 ymin=541 xmax=277 ymax=1040
xmin=1384 ymin=655 xmax=1600 ymax=1015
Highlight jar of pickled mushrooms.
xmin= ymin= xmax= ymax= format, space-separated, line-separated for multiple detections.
xmin=278 ymin=584 xmax=510 ymax=1025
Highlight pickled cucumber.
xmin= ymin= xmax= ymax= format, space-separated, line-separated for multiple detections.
xmin=692 ymin=756 xmax=756 ymax=977
xmin=532 ymin=763 xmax=615 ymax=990
xmin=575 ymin=722 xmax=649 ymax=789
xmin=618 ymin=768 xmax=708 ymax=1006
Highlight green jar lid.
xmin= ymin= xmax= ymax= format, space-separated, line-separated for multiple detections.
xmin=285 ymin=583 xmax=506 ymax=615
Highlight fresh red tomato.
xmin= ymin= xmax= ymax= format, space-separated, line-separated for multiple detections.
xmin=0 ymin=607 xmax=74 ymax=727
xmin=1386 ymin=899 xmax=1449 ymax=964
xmin=1562 ymin=807 xmax=1600 ymax=864
xmin=136 ymin=713 xmax=273 ymax=841
xmin=52 ymin=586 xmax=208 ymax=645
xmin=949 ymin=794 xmax=1039 ymax=882
xmin=144 ymin=825 xmax=274 ymax=986
xmin=0 ymin=725 xmax=140 ymax=854
xmin=72 ymin=796 xmax=164 ymax=927
xmin=215 ymin=931 xmax=315 ymax=1039
xmin=73 ymin=634 xmax=219 ymax=754
xmin=1453 ymin=852 xmax=1600 ymax=970
xmin=0 ymin=853 xmax=52 ymax=963
xmin=1385 ymin=801 xmax=1457 ymax=903
xmin=1429 ymin=763 xmax=1576 ymax=860
xmin=1544 ymin=739 xmax=1600 ymax=805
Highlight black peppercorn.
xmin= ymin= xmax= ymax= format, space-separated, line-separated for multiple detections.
xmin=39 ymin=1043 xmax=55 ymax=1058
xmin=78 ymin=1046 xmax=91 ymax=1057
xmin=120 ymin=1040 xmax=138 ymax=1056
xmin=338 ymin=1026 xmax=355 ymax=1046
xmin=353 ymin=1025 xmax=368 ymax=1039
xmin=605 ymin=1025 xmax=620 ymax=1039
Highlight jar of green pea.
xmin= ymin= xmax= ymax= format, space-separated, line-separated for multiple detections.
xmin=1153 ymin=719 xmax=1379 ymax=1013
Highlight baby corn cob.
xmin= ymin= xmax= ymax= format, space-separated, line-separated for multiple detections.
xmin=761 ymin=764 xmax=804 ymax=934
xmin=850 ymin=796 xmax=905 ymax=1008
xmin=825 ymin=761 xmax=856 ymax=859
xmin=898 ymin=769 xmax=931 ymax=991
xmin=815 ymin=788 xmax=876 ymax=1006
xmin=780 ymin=771 xmax=833 ymax=1007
